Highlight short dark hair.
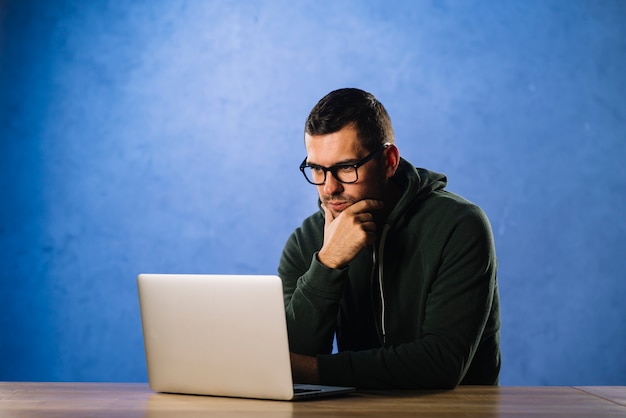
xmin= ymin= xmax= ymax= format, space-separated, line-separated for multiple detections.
xmin=305 ymin=88 xmax=394 ymax=151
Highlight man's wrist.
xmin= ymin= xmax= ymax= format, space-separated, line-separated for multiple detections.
xmin=290 ymin=353 xmax=320 ymax=384
xmin=317 ymin=250 xmax=342 ymax=269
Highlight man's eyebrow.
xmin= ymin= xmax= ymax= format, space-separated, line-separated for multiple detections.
xmin=306 ymin=158 xmax=359 ymax=167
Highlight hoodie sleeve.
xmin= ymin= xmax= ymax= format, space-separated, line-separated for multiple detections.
xmin=278 ymin=216 xmax=348 ymax=356
xmin=315 ymin=204 xmax=499 ymax=389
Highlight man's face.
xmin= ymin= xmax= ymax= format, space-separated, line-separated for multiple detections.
xmin=304 ymin=125 xmax=388 ymax=219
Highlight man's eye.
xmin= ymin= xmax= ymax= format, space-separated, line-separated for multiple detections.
xmin=311 ymin=166 xmax=324 ymax=173
xmin=337 ymin=166 xmax=354 ymax=173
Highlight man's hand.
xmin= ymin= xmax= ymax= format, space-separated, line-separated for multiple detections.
xmin=290 ymin=352 xmax=320 ymax=384
xmin=318 ymin=199 xmax=383 ymax=269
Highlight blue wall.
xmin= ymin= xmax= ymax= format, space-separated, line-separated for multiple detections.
xmin=1 ymin=0 xmax=624 ymax=385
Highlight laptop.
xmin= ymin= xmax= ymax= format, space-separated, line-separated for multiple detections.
xmin=137 ymin=274 xmax=355 ymax=401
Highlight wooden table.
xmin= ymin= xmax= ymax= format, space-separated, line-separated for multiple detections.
xmin=1 ymin=382 xmax=625 ymax=417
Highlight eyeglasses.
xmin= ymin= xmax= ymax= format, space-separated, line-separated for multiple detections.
xmin=299 ymin=143 xmax=391 ymax=185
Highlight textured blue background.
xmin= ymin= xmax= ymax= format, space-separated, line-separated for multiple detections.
xmin=1 ymin=0 xmax=625 ymax=385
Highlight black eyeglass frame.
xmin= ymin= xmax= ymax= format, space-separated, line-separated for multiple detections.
xmin=299 ymin=142 xmax=391 ymax=185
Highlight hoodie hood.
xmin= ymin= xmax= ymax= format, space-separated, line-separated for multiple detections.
xmin=385 ymin=158 xmax=448 ymax=228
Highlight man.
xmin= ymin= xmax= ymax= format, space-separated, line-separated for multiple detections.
xmin=279 ymin=88 xmax=500 ymax=389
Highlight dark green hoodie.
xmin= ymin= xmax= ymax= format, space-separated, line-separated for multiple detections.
xmin=279 ymin=158 xmax=500 ymax=389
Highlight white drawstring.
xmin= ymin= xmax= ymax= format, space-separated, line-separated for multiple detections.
xmin=377 ymin=224 xmax=391 ymax=345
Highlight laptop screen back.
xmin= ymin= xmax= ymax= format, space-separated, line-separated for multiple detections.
xmin=137 ymin=274 xmax=295 ymax=400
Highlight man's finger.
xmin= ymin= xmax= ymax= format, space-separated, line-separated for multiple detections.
xmin=354 ymin=212 xmax=375 ymax=223
xmin=321 ymin=203 xmax=335 ymax=223
xmin=345 ymin=199 xmax=384 ymax=214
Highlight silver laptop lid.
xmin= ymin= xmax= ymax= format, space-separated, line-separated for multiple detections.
xmin=137 ymin=274 xmax=295 ymax=400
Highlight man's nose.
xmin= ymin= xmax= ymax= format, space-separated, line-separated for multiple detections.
xmin=323 ymin=172 xmax=343 ymax=195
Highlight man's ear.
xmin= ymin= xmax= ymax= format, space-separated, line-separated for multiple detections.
xmin=384 ymin=144 xmax=400 ymax=179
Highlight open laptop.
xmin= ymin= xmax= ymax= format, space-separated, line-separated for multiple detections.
xmin=137 ymin=274 xmax=355 ymax=401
